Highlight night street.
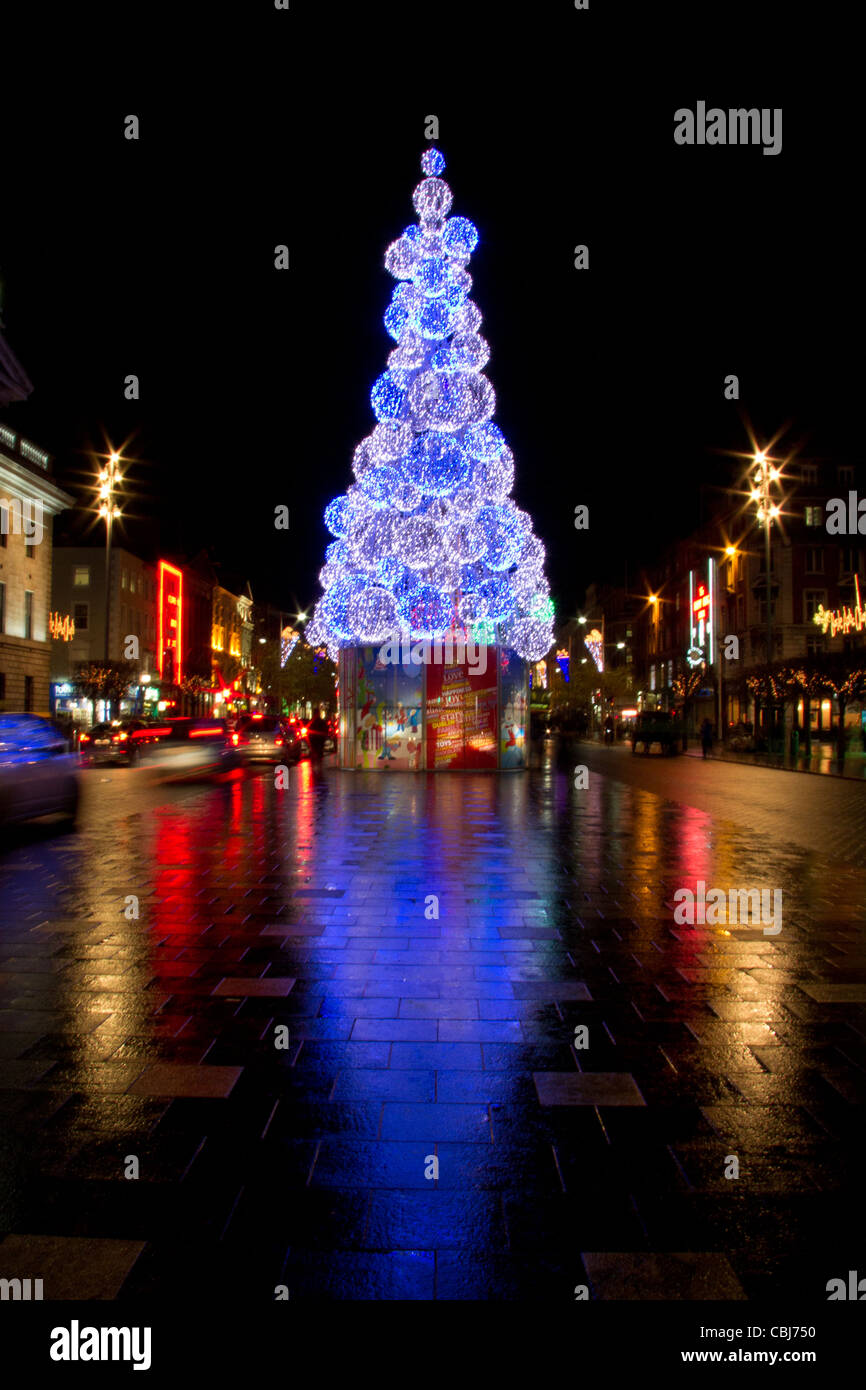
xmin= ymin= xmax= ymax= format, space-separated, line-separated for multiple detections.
xmin=1 ymin=744 xmax=864 ymax=1301
xmin=2 ymin=7 xmax=865 ymax=1364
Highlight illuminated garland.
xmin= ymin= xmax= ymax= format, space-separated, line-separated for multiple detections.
xmin=307 ymin=148 xmax=555 ymax=663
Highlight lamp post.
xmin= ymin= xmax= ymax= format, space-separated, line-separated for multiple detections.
xmin=749 ymin=450 xmax=782 ymax=743
xmin=97 ymin=450 xmax=123 ymax=666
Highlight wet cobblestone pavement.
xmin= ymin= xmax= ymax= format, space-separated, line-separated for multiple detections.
xmin=0 ymin=743 xmax=864 ymax=1301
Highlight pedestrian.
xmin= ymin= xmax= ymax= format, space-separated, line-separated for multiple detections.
xmin=307 ymin=707 xmax=328 ymax=760
xmin=700 ymin=717 xmax=713 ymax=759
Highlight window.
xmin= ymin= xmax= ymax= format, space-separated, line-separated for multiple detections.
xmin=25 ymin=541 xmax=35 ymax=559
xmin=0 ymin=673 xmax=5 ymax=702
xmin=804 ymin=506 xmax=822 ymax=527
xmin=24 ymin=591 xmax=33 ymax=640
xmin=73 ymin=602 xmax=89 ymax=631
xmin=121 ymin=569 xmax=128 ymax=590
xmin=759 ymin=599 xmax=777 ymax=624
xmin=130 ymin=572 xmax=136 ymax=595
xmin=838 ymin=466 xmax=854 ymax=486
xmin=0 ymin=581 xmax=4 ymax=632
xmin=737 ymin=596 xmax=745 ymax=627
xmin=841 ymin=547 xmax=860 ymax=574
xmin=807 ymin=633 xmax=826 ymax=657
xmin=0 ymin=529 xmax=6 ymax=548
xmin=805 ymin=547 xmax=824 ymax=573
xmin=24 ymin=675 xmax=34 ymax=712
xmin=804 ymin=590 xmax=826 ymax=622
xmin=800 ymin=464 xmax=818 ymax=485
xmin=73 ymin=565 xmax=90 ymax=586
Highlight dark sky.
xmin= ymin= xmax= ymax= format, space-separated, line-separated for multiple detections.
xmin=1 ymin=8 xmax=860 ymax=624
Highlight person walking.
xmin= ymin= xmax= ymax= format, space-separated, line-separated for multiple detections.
xmin=307 ymin=708 xmax=328 ymax=761
xmin=700 ymin=717 xmax=713 ymax=760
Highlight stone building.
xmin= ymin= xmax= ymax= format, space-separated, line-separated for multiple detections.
xmin=0 ymin=423 xmax=74 ymax=712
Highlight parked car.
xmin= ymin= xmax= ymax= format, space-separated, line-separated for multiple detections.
xmin=79 ymin=718 xmax=160 ymax=766
xmin=0 ymin=713 xmax=79 ymax=831
xmin=631 ymin=711 xmax=681 ymax=755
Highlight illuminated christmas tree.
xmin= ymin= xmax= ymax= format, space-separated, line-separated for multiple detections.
xmin=306 ymin=147 xmax=554 ymax=663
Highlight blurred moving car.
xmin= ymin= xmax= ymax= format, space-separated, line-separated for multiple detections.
xmin=230 ymin=713 xmax=309 ymax=763
xmin=80 ymin=718 xmax=160 ymax=766
xmin=631 ymin=710 xmax=681 ymax=756
xmin=139 ymin=717 xmax=235 ymax=773
xmin=0 ymin=713 xmax=79 ymax=830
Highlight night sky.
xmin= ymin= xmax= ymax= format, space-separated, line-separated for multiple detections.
xmin=1 ymin=10 xmax=859 ymax=624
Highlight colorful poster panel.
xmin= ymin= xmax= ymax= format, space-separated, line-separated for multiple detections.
xmin=354 ymin=646 xmax=423 ymax=770
xmin=499 ymin=648 xmax=528 ymax=768
xmin=426 ymin=646 xmax=497 ymax=769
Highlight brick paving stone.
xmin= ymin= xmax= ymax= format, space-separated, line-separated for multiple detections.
xmin=0 ymin=1233 xmax=146 ymax=1299
xmin=582 ymin=1250 xmax=748 ymax=1300
xmin=0 ymin=749 xmax=864 ymax=1300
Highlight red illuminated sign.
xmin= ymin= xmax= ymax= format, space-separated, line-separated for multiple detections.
xmin=693 ymin=585 xmax=710 ymax=616
xmin=158 ymin=560 xmax=183 ymax=683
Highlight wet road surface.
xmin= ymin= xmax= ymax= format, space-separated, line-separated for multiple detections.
xmin=0 ymin=742 xmax=864 ymax=1300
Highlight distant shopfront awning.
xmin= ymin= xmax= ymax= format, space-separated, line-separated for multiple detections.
xmin=0 ymin=329 xmax=34 ymax=406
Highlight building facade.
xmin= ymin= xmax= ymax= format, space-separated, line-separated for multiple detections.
xmin=574 ymin=458 xmax=866 ymax=746
xmin=0 ymin=424 xmax=74 ymax=713
xmin=50 ymin=545 xmax=159 ymax=723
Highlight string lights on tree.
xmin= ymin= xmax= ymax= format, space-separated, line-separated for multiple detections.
xmin=306 ymin=148 xmax=555 ymax=664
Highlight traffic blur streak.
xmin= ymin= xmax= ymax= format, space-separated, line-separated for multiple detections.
xmin=80 ymin=716 xmax=237 ymax=778
xmin=0 ymin=713 xmax=79 ymax=832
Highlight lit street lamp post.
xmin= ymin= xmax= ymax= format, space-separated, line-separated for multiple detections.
xmin=750 ymin=450 xmax=782 ymax=746
xmin=97 ymin=451 xmax=123 ymax=667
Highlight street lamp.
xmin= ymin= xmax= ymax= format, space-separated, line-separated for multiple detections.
xmin=751 ymin=449 xmax=782 ymax=741
xmin=96 ymin=450 xmax=123 ymax=665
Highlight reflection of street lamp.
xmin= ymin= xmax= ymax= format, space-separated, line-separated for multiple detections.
xmin=96 ymin=449 xmax=123 ymax=664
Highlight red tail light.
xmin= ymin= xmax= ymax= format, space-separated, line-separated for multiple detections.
xmin=275 ymin=737 xmax=283 ymax=746
xmin=80 ymin=733 xmax=90 ymax=744
xmin=299 ymin=726 xmax=308 ymax=737
xmin=231 ymin=733 xmax=240 ymax=746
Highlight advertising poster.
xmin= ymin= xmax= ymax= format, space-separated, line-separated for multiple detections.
xmin=500 ymin=649 xmax=528 ymax=769
xmin=354 ymin=645 xmax=423 ymax=770
xmin=426 ymin=645 xmax=497 ymax=769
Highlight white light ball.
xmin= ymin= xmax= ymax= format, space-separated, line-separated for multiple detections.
xmin=412 ymin=177 xmax=453 ymax=223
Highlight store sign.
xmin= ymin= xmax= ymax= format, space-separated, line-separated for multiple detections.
xmin=158 ymin=560 xmax=183 ymax=682
xmin=813 ymin=576 xmax=866 ymax=637
xmin=49 ymin=611 xmax=75 ymax=641
xmin=687 ymin=560 xmax=715 ymax=666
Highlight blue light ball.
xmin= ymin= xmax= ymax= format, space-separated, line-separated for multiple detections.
xmin=324 ymin=496 xmax=353 ymax=538
xmin=371 ymin=371 xmax=406 ymax=422
xmin=443 ymin=216 xmax=479 ymax=257
xmin=421 ymin=148 xmax=446 ymax=176
xmin=384 ymin=301 xmax=410 ymax=341
xmin=407 ymin=433 xmax=471 ymax=496
xmin=399 ymin=583 xmax=453 ymax=632
xmin=413 ymin=257 xmax=450 ymax=298
xmin=417 ymin=300 xmax=453 ymax=339
xmin=464 ymin=422 xmax=506 ymax=460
